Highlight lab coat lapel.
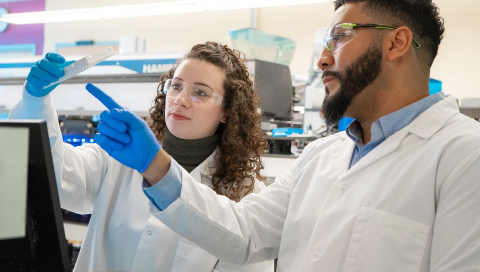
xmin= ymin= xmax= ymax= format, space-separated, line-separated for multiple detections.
xmin=189 ymin=147 xmax=219 ymax=184
xmin=344 ymin=129 xmax=408 ymax=178
xmin=190 ymin=164 xmax=202 ymax=182
xmin=328 ymin=132 xmax=405 ymax=180
xmin=341 ymin=95 xmax=459 ymax=179
xmin=329 ymin=134 xmax=356 ymax=178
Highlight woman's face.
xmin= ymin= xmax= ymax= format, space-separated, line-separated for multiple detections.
xmin=165 ymin=58 xmax=226 ymax=140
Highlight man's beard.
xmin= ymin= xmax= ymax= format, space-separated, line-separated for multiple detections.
xmin=322 ymin=45 xmax=383 ymax=125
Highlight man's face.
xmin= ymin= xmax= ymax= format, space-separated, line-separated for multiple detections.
xmin=321 ymin=44 xmax=383 ymax=125
xmin=318 ymin=3 xmax=384 ymax=125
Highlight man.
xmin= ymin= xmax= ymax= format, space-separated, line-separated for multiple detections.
xmin=86 ymin=0 xmax=480 ymax=271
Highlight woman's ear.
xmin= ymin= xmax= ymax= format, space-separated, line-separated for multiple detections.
xmin=221 ymin=115 xmax=226 ymax=123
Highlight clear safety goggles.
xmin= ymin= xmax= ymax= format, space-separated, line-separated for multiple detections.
xmin=322 ymin=23 xmax=421 ymax=53
xmin=163 ymin=78 xmax=225 ymax=106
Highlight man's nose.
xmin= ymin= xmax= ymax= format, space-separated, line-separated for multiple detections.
xmin=317 ymin=47 xmax=333 ymax=71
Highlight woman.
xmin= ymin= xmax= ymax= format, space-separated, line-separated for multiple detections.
xmin=149 ymin=42 xmax=266 ymax=202
xmin=9 ymin=42 xmax=273 ymax=272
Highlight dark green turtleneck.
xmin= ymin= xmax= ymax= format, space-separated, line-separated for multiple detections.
xmin=162 ymin=129 xmax=220 ymax=173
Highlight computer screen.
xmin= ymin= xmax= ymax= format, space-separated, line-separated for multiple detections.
xmin=0 ymin=120 xmax=71 ymax=272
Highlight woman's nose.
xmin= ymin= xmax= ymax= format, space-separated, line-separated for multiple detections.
xmin=174 ymin=90 xmax=191 ymax=107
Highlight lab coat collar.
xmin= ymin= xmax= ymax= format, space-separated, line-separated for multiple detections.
xmin=331 ymin=95 xmax=459 ymax=180
xmin=189 ymin=147 xmax=219 ymax=184
xmin=330 ymin=134 xmax=356 ymax=178
xmin=331 ymin=129 xmax=407 ymax=179
xmin=406 ymin=95 xmax=459 ymax=139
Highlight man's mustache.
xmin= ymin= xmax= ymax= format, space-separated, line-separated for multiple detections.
xmin=322 ymin=70 xmax=341 ymax=79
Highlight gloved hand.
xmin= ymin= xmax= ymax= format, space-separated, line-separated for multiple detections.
xmin=86 ymin=83 xmax=161 ymax=173
xmin=26 ymin=52 xmax=71 ymax=97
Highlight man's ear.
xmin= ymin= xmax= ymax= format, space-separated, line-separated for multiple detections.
xmin=385 ymin=26 xmax=414 ymax=62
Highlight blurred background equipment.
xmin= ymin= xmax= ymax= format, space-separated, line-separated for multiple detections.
xmin=229 ymin=27 xmax=296 ymax=66
xmin=247 ymin=59 xmax=293 ymax=121
xmin=460 ymin=98 xmax=480 ymax=121
xmin=230 ymin=28 xmax=296 ymax=122
xmin=303 ymin=27 xmax=327 ymax=134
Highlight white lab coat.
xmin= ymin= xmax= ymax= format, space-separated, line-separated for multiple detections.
xmin=152 ymin=95 xmax=480 ymax=272
xmin=9 ymin=87 xmax=274 ymax=272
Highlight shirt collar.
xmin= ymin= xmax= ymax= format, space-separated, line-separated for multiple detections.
xmin=346 ymin=92 xmax=446 ymax=147
xmin=346 ymin=121 xmax=365 ymax=148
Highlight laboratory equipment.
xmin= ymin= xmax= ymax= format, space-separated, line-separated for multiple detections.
xmin=303 ymin=27 xmax=327 ymax=134
xmin=272 ymin=127 xmax=303 ymax=137
xmin=0 ymin=53 xmax=182 ymax=117
xmin=228 ymin=28 xmax=296 ymax=121
xmin=461 ymin=98 xmax=480 ymax=121
xmin=0 ymin=120 xmax=71 ymax=271
xmin=229 ymin=28 xmax=296 ymax=66
xmin=247 ymin=59 xmax=294 ymax=121
xmin=429 ymin=78 xmax=442 ymax=95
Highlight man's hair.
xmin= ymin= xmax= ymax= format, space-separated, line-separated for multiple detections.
xmin=334 ymin=0 xmax=445 ymax=67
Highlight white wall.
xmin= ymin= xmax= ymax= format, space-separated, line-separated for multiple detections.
xmin=43 ymin=0 xmax=480 ymax=100
xmin=430 ymin=0 xmax=480 ymax=100
xmin=44 ymin=0 xmax=253 ymax=55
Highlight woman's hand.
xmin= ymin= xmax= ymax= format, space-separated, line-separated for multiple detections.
xmin=85 ymin=83 xmax=162 ymax=173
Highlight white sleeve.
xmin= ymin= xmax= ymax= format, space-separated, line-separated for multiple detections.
xmin=8 ymin=84 xmax=110 ymax=214
xmin=430 ymin=147 xmax=480 ymax=270
xmin=151 ymin=159 xmax=296 ymax=265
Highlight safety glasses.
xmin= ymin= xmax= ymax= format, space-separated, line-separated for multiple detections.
xmin=163 ymin=78 xmax=225 ymax=106
xmin=322 ymin=23 xmax=421 ymax=53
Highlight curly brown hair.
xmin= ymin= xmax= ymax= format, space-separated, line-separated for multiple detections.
xmin=149 ymin=41 xmax=267 ymax=202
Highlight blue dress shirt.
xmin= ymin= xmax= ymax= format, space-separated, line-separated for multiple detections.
xmin=142 ymin=158 xmax=183 ymax=210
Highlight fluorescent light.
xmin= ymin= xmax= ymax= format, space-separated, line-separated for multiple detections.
xmin=200 ymin=0 xmax=325 ymax=11
xmin=0 ymin=2 xmax=203 ymax=24
xmin=0 ymin=0 xmax=328 ymax=24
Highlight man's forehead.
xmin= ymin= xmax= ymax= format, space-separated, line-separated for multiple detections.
xmin=327 ymin=2 xmax=372 ymax=28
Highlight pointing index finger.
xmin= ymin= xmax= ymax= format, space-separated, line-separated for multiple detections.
xmin=86 ymin=83 xmax=123 ymax=110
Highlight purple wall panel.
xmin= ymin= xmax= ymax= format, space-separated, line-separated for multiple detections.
xmin=0 ymin=0 xmax=45 ymax=55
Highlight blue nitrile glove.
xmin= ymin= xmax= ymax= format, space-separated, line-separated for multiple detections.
xmin=85 ymin=83 xmax=161 ymax=173
xmin=26 ymin=52 xmax=72 ymax=97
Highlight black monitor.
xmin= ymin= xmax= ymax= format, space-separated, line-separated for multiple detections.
xmin=0 ymin=120 xmax=71 ymax=272
xmin=247 ymin=59 xmax=293 ymax=121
